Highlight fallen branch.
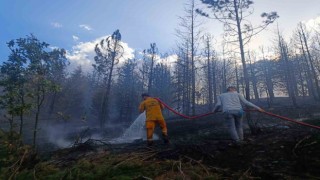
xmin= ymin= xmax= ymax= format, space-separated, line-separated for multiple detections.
xmin=113 ymin=154 xmax=140 ymax=168
xmin=183 ymin=155 xmax=210 ymax=175
xmin=141 ymin=152 xmax=158 ymax=161
xmin=238 ymin=167 xmax=260 ymax=180
xmin=9 ymin=149 xmax=28 ymax=180
xmin=302 ymin=141 xmax=318 ymax=148
xmin=292 ymin=135 xmax=311 ymax=157
xmin=33 ymin=168 xmax=38 ymax=180
xmin=177 ymin=160 xmax=186 ymax=179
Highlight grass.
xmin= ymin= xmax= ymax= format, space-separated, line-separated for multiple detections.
xmin=10 ymin=154 xmax=220 ymax=179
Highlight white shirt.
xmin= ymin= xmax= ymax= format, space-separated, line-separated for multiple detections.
xmin=213 ymin=91 xmax=260 ymax=112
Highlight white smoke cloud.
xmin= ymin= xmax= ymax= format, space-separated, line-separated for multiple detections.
xmin=51 ymin=22 xmax=62 ymax=28
xmin=303 ymin=16 xmax=320 ymax=31
xmin=72 ymin=35 xmax=79 ymax=41
xmin=66 ymin=36 xmax=135 ymax=72
xmin=164 ymin=54 xmax=178 ymax=64
xmin=79 ymin=24 xmax=93 ymax=31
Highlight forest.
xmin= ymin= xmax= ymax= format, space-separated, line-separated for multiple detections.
xmin=1 ymin=0 xmax=320 ymax=179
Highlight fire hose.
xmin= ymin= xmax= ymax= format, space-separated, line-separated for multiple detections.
xmin=154 ymin=98 xmax=320 ymax=130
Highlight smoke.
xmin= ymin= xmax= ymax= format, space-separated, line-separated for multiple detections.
xmin=304 ymin=16 xmax=320 ymax=32
xmin=43 ymin=120 xmax=106 ymax=149
xmin=42 ymin=113 xmax=151 ymax=149
xmin=44 ymin=122 xmax=86 ymax=148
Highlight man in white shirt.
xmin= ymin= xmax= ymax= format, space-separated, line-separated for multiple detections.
xmin=213 ymin=86 xmax=264 ymax=143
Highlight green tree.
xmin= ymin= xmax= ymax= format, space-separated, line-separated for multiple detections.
xmin=0 ymin=40 xmax=31 ymax=137
xmin=26 ymin=36 xmax=67 ymax=148
xmin=46 ymin=48 xmax=69 ymax=115
xmin=1 ymin=35 xmax=67 ymax=148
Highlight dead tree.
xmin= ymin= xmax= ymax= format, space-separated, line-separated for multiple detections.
xmin=197 ymin=0 xmax=279 ymax=134
xmin=277 ymin=28 xmax=297 ymax=107
xmin=176 ymin=0 xmax=202 ymax=115
xmin=298 ymin=23 xmax=320 ymax=100
xmin=93 ymin=30 xmax=123 ymax=128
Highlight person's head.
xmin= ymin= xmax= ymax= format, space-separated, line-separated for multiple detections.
xmin=226 ymin=86 xmax=237 ymax=92
xmin=141 ymin=93 xmax=150 ymax=100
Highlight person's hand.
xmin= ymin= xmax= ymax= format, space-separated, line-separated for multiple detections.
xmin=213 ymin=105 xmax=221 ymax=113
xmin=213 ymin=108 xmax=220 ymax=113
xmin=258 ymin=108 xmax=265 ymax=113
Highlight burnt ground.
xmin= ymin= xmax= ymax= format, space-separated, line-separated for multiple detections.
xmin=116 ymin=117 xmax=320 ymax=179
xmin=1 ymin=110 xmax=320 ymax=179
xmin=33 ymin=115 xmax=320 ymax=179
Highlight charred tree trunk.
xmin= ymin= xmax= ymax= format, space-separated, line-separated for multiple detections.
xmin=235 ymin=61 xmax=240 ymax=92
xmin=147 ymin=44 xmax=156 ymax=94
xmin=191 ymin=1 xmax=196 ymax=116
xmin=248 ymin=53 xmax=259 ymax=101
xmin=299 ymin=24 xmax=320 ymax=100
xmin=233 ymin=0 xmax=258 ymax=134
xmin=204 ymin=35 xmax=214 ymax=110
xmin=299 ymin=33 xmax=316 ymax=99
xmin=212 ymin=59 xmax=217 ymax=103
xmin=278 ymin=32 xmax=297 ymax=107
xmin=33 ymin=80 xmax=45 ymax=148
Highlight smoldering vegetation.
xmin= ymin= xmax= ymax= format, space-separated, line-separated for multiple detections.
xmin=0 ymin=2 xmax=319 ymax=177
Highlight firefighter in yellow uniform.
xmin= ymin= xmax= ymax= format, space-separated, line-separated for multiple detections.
xmin=139 ymin=93 xmax=169 ymax=146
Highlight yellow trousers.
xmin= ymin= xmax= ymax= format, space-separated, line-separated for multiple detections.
xmin=145 ymin=119 xmax=167 ymax=141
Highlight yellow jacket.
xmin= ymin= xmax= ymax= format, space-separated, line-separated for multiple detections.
xmin=139 ymin=97 xmax=164 ymax=121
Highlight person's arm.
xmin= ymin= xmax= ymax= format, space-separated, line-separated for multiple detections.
xmin=212 ymin=96 xmax=222 ymax=112
xmin=139 ymin=101 xmax=145 ymax=113
xmin=238 ymin=94 xmax=264 ymax=112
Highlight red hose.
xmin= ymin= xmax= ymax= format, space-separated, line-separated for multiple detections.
xmin=259 ymin=110 xmax=320 ymax=130
xmin=155 ymin=98 xmax=320 ymax=130
xmin=155 ymin=98 xmax=215 ymax=119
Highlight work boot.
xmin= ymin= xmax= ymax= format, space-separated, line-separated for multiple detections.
xmin=162 ymin=135 xmax=170 ymax=144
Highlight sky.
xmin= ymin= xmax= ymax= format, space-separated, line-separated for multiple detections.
xmin=1 ymin=0 xmax=319 ymax=71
